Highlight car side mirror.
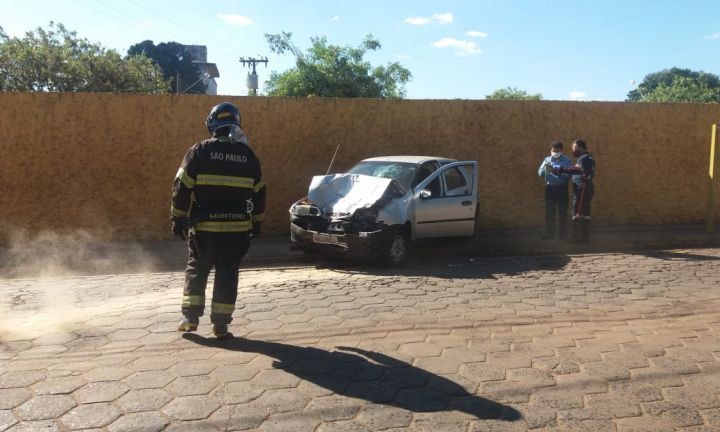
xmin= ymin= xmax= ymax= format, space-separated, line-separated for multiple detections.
xmin=420 ymin=189 xmax=432 ymax=199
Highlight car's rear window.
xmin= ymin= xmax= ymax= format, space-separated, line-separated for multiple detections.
xmin=347 ymin=161 xmax=417 ymax=190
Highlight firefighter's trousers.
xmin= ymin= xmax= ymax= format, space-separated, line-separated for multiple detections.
xmin=572 ymin=181 xmax=594 ymax=241
xmin=181 ymin=231 xmax=250 ymax=325
xmin=572 ymin=181 xmax=594 ymax=220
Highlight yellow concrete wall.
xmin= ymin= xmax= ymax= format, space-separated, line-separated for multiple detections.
xmin=1 ymin=92 xmax=719 ymax=241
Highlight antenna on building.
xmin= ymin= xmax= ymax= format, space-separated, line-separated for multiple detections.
xmin=239 ymin=56 xmax=269 ymax=96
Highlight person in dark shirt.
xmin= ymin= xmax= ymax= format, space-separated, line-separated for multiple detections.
xmin=553 ymin=139 xmax=595 ymax=242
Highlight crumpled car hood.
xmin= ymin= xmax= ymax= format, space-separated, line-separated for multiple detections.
xmin=307 ymin=174 xmax=395 ymax=218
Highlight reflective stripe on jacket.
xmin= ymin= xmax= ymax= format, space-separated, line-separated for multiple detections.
xmin=171 ymin=132 xmax=266 ymax=232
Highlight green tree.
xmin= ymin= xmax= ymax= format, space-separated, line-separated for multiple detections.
xmin=0 ymin=22 xmax=168 ymax=93
xmin=264 ymin=32 xmax=411 ymax=99
xmin=486 ymin=87 xmax=543 ymax=100
xmin=627 ymin=68 xmax=720 ymax=102
xmin=127 ymin=40 xmax=205 ymax=94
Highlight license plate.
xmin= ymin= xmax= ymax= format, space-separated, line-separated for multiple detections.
xmin=313 ymin=232 xmax=339 ymax=245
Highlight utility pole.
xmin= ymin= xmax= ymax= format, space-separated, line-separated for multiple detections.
xmin=239 ymin=57 xmax=268 ymax=96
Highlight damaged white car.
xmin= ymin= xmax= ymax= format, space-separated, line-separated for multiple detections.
xmin=289 ymin=156 xmax=479 ymax=264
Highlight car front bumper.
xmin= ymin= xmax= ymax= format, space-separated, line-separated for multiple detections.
xmin=290 ymin=222 xmax=394 ymax=257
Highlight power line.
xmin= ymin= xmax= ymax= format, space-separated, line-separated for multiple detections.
xmin=125 ymin=0 xmax=240 ymax=54
xmin=73 ymin=0 xmax=240 ymax=60
xmin=70 ymin=0 xmax=259 ymax=95
xmin=70 ymin=0 xmax=186 ymax=43
xmin=95 ymin=0 xmax=191 ymax=42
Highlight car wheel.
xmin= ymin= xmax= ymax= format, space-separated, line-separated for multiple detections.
xmin=384 ymin=231 xmax=409 ymax=265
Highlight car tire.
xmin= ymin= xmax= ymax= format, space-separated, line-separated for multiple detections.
xmin=384 ymin=231 xmax=409 ymax=265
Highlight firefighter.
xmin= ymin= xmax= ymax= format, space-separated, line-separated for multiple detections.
xmin=553 ymin=139 xmax=595 ymax=242
xmin=537 ymin=141 xmax=572 ymax=240
xmin=171 ymin=102 xmax=266 ymax=340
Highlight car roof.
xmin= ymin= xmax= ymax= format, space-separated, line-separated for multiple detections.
xmin=360 ymin=155 xmax=457 ymax=164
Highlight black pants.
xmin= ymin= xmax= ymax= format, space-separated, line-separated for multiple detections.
xmin=572 ymin=181 xmax=594 ymax=241
xmin=545 ymin=185 xmax=569 ymax=238
xmin=572 ymin=181 xmax=594 ymax=219
xmin=181 ymin=231 xmax=250 ymax=325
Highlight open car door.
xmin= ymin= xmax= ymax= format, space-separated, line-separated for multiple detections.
xmin=412 ymin=161 xmax=479 ymax=239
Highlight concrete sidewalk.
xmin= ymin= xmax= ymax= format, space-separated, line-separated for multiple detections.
xmin=139 ymin=223 xmax=720 ymax=266
xmin=1 ymin=224 xmax=718 ymax=279
xmin=238 ymin=223 xmax=720 ymax=263
xmin=207 ymin=223 xmax=720 ymax=266
xmin=468 ymin=223 xmax=720 ymax=256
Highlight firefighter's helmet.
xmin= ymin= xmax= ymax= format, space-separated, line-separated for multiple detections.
xmin=205 ymin=102 xmax=241 ymax=133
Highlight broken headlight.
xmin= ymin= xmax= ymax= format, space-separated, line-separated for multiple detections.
xmin=290 ymin=200 xmax=323 ymax=217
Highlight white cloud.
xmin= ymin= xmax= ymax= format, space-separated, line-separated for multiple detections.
xmin=432 ymin=38 xmax=482 ymax=56
xmin=404 ymin=16 xmax=432 ymax=25
xmin=217 ymin=14 xmax=255 ymax=26
xmin=433 ymin=12 xmax=454 ymax=25
xmin=396 ymin=54 xmax=411 ymax=60
xmin=404 ymin=12 xmax=454 ymax=26
xmin=705 ymin=33 xmax=720 ymax=40
xmin=569 ymin=91 xmax=588 ymax=100
xmin=466 ymin=30 xmax=488 ymax=38
xmin=331 ymin=16 xmax=340 ymax=21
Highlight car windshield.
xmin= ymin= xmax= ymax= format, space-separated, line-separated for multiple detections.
xmin=346 ymin=161 xmax=417 ymax=190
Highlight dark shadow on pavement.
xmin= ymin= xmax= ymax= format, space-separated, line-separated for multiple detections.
xmin=633 ymin=249 xmax=720 ymax=261
xmin=183 ymin=334 xmax=521 ymax=421
xmin=311 ymin=250 xmax=571 ymax=279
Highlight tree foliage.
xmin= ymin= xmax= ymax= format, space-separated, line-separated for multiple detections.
xmin=486 ymin=87 xmax=543 ymax=100
xmin=264 ymin=32 xmax=411 ymax=99
xmin=127 ymin=40 xmax=205 ymax=94
xmin=627 ymin=67 xmax=720 ymax=103
xmin=0 ymin=22 xmax=168 ymax=93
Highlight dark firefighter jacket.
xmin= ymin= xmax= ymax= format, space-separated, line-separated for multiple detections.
xmin=171 ymin=136 xmax=266 ymax=232
xmin=570 ymin=153 xmax=595 ymax=186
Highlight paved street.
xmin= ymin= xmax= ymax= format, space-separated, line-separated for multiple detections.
xmin=1 ymin=248 xmax=720 ymax=431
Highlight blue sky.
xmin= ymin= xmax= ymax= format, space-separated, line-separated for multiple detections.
xmin=3 ymin=0 xmax=719 ymax=100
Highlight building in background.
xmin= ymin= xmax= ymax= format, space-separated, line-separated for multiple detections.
xmin=183 ymin=45 xmax=220 ymax=95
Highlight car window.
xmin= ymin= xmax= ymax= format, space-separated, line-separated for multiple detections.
xmin=346 ymin=161 xmax=417 ymax=190
xmin=444 ymin=168 xmax=466 ymax=191
xmin=412 ymin=162 xmax=438 ymax=188
xmin=458 ymin=165 xmax=475 ymax=190
xmin=426 ymin=177 xmax=441 ymax=197
xmin=443 ymin=167 xmax=471 ymax=196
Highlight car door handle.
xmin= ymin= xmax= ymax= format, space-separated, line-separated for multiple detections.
xmin=462 ymin=201 xmax=473 ymax=206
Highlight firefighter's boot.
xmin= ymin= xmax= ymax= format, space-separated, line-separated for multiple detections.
xmin=177 ymin=316 xmax=199 ymax=332
xmin=213 ymin=324 xmax=231 ymax=340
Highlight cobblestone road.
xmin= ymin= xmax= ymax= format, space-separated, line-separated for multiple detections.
xmin=1 ymin=248 xmax=720 ymax=431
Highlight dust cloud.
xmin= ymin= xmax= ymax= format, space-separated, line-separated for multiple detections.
xmin=0 ymin=275 xmax=177 ymax=341
xmin=0 ymin=229 xmax=184 ymax=279
xmin=1 ymin=279 xmax=107 ymax=340
xmin=0 ymin=231 xmax=187 ymax=341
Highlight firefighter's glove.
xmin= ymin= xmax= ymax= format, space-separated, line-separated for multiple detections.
xmin=171 ymin=218 xmax=187 ymax=241
xmin=250 ymin=222 xmax=262 ymax=239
